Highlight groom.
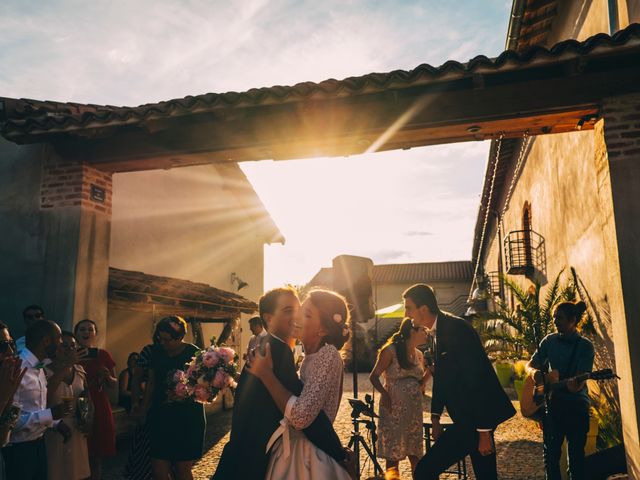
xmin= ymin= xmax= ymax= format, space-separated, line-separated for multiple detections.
xmin=213 ymin=286 xmax=346 ymax=479
xmin=403 ymin=284 xmax=515 ymax=480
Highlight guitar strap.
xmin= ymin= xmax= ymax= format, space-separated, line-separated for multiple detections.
xmin=562 ymin=335 xmax=582 ymax=380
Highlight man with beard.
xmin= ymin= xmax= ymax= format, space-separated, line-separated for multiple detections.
xmin=1 ymin=320 xmax=73 ymax=480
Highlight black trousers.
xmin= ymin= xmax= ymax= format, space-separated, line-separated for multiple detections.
xmin=1 ymin=437 xmax=47 ymax=480
xmin=542 ymin=398 xmax=590 ymax=480
xmin=414 ymin=424 xmax=497 ymax=480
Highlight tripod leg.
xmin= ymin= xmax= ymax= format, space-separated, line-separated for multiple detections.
xmin=358 ymin=436 xmax=383 ymax=475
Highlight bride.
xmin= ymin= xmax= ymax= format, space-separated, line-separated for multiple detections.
xmin=247 ymin=288 xmax=353 ymax=480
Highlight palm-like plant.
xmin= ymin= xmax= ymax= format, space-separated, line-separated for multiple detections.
xmin=475 ymin=270 xmax=578 ymax=359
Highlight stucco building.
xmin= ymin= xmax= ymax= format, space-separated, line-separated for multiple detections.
xmin=309 ymin=259 xmax=472 ymax=317
xmin=472 ymin=0 xmax=640 ymax=473
xmin=0 ymin=135 xmax=283 ymax=361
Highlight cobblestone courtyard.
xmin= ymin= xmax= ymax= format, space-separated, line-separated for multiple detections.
xmin=105 ymin=374 xmax=544 ymax=479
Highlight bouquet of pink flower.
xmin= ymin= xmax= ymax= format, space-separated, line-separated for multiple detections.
xmin=166 ymin=346 xmax=238 ymax=404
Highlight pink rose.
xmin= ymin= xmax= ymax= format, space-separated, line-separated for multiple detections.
xmin=213 ymin=370 xmax=228 ymax=389
xmin=186 ymin=364 xmax=197 ymax=378
xmin=175 ymin=382 xmax=189 ymax=399
xmin=173 ymin=370 xmax=186 ymax=382
xmin=203 ymin=350 xmax=220 ymax=368
xmin=217 ymin=347 xmax=235 ymax=363
xmin=194 ymin=384 xmax=210 ymax=403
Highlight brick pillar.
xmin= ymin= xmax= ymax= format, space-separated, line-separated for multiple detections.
xmin=39 ymin=161 xmax=112 ymax=343
xmin=601 ymin=93 xmax=640 ymax=479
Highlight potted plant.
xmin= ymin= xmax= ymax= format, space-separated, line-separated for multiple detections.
xmin=494 ymin=357 xmax=513 ymax=388
xmin=513 ymin=360 xmax=528 ymax=400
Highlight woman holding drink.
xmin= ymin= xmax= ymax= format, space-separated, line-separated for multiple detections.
xmin=45 ymin=331 xmax=91 ymax=480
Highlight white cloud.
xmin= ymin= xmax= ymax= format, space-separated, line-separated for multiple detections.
xmin=0 ymin=0 xmax=510 ymax=289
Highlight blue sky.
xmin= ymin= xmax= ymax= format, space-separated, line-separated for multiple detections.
xmin=1 ymin=0 xmax=513 ymax=290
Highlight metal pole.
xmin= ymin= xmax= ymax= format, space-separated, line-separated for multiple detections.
xmin=351 ymin=318 xmax=360 ymax=478
xmin=352 ymin=316 xmax=358 ymax=399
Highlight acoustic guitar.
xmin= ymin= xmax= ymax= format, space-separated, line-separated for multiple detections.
xmin=520 ymin=368 xmax=618 ymax=419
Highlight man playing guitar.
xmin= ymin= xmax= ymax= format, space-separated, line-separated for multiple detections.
xmin=526 ymin=300 xmax=595 ymax=480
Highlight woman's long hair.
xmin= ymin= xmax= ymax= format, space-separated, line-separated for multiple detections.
xmin=379 ymin=318 xmax=414 ymax=370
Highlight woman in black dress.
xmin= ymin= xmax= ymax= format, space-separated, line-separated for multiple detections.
xmin=141 ymin=316 xmax=205 ymax=480
xmin=118 ymin=352 xmax=139 ymax=412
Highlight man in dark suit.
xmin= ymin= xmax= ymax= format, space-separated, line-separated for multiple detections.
xmin=213 ymin=287 xmax=346 ymax=479
xmin=403 ymin=284 xmax=515 ymax=480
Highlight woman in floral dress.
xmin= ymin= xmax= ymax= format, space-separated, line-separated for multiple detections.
xmin=370 ymin=318 xmax=430 ymax=474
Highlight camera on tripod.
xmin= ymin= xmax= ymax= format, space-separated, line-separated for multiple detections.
xmin=347 ymin=394 xmax=383 ymax=478
xmin=348 ymin=394 xmax=378 ymax=419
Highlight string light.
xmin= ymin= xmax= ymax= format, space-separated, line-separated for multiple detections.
xmin=469 ymin=131 xmax=530 ymax=302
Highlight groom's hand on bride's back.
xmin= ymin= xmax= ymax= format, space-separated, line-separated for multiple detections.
xmin=246 ymin=342 xmax=274 ymax=380
xmin=341 ymin=447 xmax=357 ymax=479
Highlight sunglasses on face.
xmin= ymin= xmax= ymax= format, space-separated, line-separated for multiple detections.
xmin=0 ymin=339 xmax=16 ymax=354
xmin=25 ymin=312 xmax=44 ymax=319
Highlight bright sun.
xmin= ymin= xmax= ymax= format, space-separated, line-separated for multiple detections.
xmin=240 ymin=141 xmax=489 ymax=289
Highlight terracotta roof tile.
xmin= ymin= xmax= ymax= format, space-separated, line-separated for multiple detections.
xmin=2 ymin=23 xmax=639 ymax=141
xmin=108 ymin=267 xmax=257 ymax=316
xmin=308 ymin=261 xmax=473 ymax=287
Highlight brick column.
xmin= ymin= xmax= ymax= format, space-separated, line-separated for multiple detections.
xmin=39 ymin=161 xmax=112 ymax=343
xmin=41 ymin=164 xmax=113 ymax=214
xmin=601 ymin=93 xmax=640 ymax=479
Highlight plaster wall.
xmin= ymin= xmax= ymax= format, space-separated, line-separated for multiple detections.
xmin=109 ymin=163 xmax=267 ymax=365
xmin=0 ymin=138 xmax=111 ymax=339
xmin=548 ymin=0 xmax=638 ymax=48
xmin=481 ymin=3 xmax=640 ymax=473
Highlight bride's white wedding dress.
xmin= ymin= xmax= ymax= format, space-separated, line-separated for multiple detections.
xmin=265 ymin=343 xmax=351 ymax=480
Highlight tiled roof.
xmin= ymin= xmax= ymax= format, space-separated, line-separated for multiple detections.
xmin=2 ymin=23 xmax=640 ymax=142
xmin=308 ymin=261 xmax=473 ymax=287
xmin=108 ymin=267 xmax=257 ymax=317
xmin=509 ymin=0 xmax=558 ymax=51
xmin=374 ymin=261 xmax=473 ymax=284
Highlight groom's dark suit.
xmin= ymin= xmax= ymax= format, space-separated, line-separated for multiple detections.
xmin=415 ymin=312 xmax=516 ymax=480
xmin=212 ymin=334 xmax=345 ymax=479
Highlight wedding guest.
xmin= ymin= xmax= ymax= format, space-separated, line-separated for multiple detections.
xmin=15 ymin=304 xmax=45 ymax=353
xmin=119 ymin=352 xmax=139 ymax=412
xmin=75 ymin=319 xmax=117 ymax=480
xmin=45 ymin=331 xmax=90 ymax=480
xmin=125 ymin=329 xmax=160 ymax=480
xmin=526 ymin=301 xmax=594 ymax=480
xmin=2 ymin=320 xmax=73 ymax=480
xmin=370 ymin=318 xmax=430 ymax=474
xmin=244 ymin=316 xmax=267 ymax=360
xmin=140 ymin=316 xmax=204 ymax=480
xmin=405 ymin=284 xmax=515 ymax=480
xmin=0 ymin=322 xmax=26 ymax=480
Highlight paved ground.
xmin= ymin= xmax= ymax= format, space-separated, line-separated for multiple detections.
xmin=105 ymin=374 xmax=545 ymax=480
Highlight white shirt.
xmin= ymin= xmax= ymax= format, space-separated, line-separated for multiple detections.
xmin=246 ymin=328 xmax=268 ymax=357
xmin=9 ymin=348 xmax=58 ymax=443
xmin=426 ymin=315 xmax=438 ymax=337
xmin=15 ymin=336 xmax=25 ymax=354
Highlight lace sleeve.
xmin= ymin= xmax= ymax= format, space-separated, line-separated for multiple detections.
xmin=284 ymin=344 xmax=343 ymax=430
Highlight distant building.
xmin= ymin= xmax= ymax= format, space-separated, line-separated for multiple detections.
xmin=308 ymin=259 xmax=472 ymax=365
xmin=309 ymin=260 xmax=472 ymax=317
xmin=109 ymin=162 xmax=283 ymax=364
